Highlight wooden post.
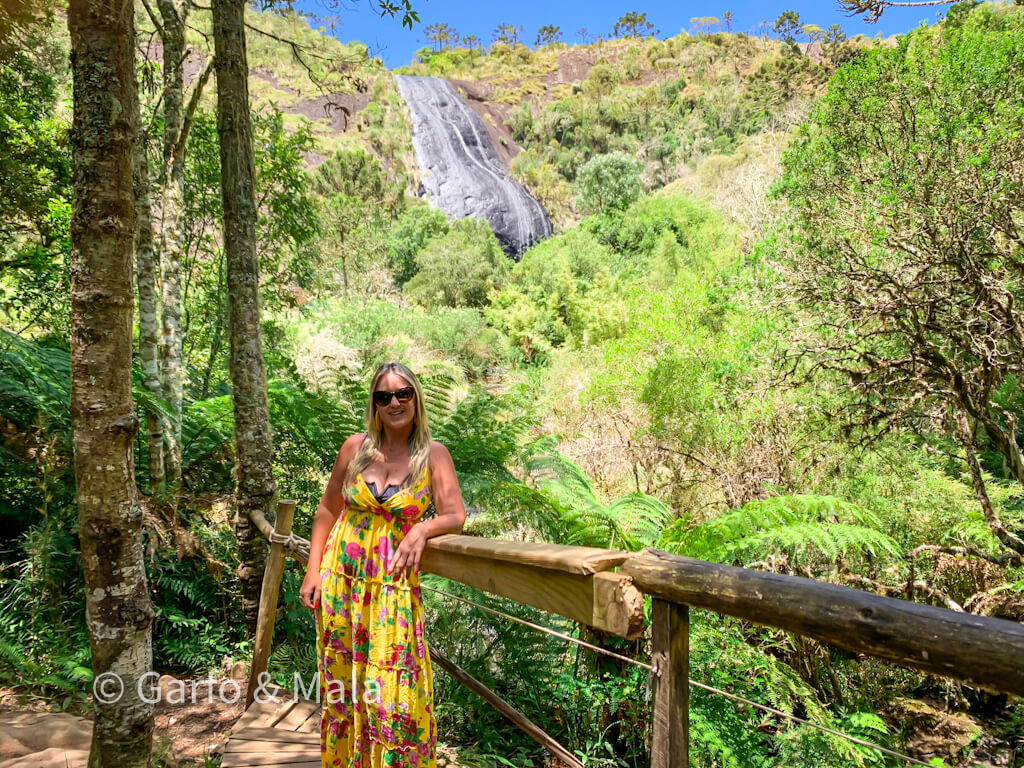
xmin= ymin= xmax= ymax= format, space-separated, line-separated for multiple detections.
xmin=246 ymin=499 xmax=296 ymax=707
xmin=650 ymin=598 xmax=688 ymax=768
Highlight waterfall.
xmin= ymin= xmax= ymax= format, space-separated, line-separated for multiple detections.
xmin=394 ymin=75 xmax=552 ymax=260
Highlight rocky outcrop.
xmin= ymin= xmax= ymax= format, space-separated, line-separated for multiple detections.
xmin=394 ymin=75 xmax=551 ymax=259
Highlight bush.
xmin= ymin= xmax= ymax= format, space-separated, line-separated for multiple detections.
xmin=575 ymin=152 xmax=642 ymax=214
xmin=486 ymin=227 xmax=626 ymax=360
xmin=404 ymin=217 xmax=509 ymax=307
xmin=387 ymin=205 xmax=450 ymax=286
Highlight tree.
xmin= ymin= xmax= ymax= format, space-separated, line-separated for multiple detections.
xmin=577 ymin=27 xmax=589 ymax=44
xmin=802 ymin=23 xmax=825 ymax=43
xmin=461 ymin=34 xmax=481 ymax=49
xmin=773 ymin=10 xmax=803 ymax=54
xmin=492 ymin=23 xmax=522 ymax=46
xmin=722 ymin=10 xmax=734 ymax=32
xmin=68 ymin=0 xmax=154 ymax=765
xmin=575 ymin=152 xmax=642 ymax=215
xmin=613 ymin=12 xmax=655 ymax=39
xmin=689 ymin=16 xmax=720 ymax=36
xmin=309 ymin=148 xmax=403 ymax=294
xmin=212 ymin=0 xmax=278 ymax=631
xmin=136 ymin=0 xmax=216 ymax=499
xmin=775 ymin=7 xmax=1024 ymax=560
xmin=535 ymin=24 xmax=562 ymax=47
xmin=424 ymin=22 xmax=458 ymax=51
xmin=387 ymin=205 xmax=450 ymax=287
xmin=839 ymin=0 xmax=956 ymax=24
xmin=404 ymin=217 xmax=508 ymax=307
xmin=822 ymin=24 xmax=849 ymax=66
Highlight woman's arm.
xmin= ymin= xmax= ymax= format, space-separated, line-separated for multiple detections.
xmin=389 ymin=441 xmax=466 ymax=578
xmin=300 ymin=433 xmax=363 ymax=610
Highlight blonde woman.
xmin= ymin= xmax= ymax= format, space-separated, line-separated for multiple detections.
xmin=300 ymin=362 xmax=467 ymax=767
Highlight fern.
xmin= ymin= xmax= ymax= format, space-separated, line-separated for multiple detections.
xmin=0 ymin=329 xmax=172 ymax=444
xmin=525 ymin=451 xmax=673 ymax=551
xmin=661 ymin=494 xmax=901 ymax=570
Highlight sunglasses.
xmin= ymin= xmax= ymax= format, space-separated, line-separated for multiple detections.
xmin=373 ymin=387 xmax=415 ymax=406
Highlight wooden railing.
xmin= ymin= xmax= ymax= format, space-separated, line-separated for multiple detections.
xmin=249 ymin=501 xmax=1024 ymax=768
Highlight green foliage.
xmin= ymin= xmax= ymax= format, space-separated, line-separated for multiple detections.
xmin=575 ymin=152 xmax=642 ymax=215
xmin=773 ymin=10 xmax=803 ymax=53
xmin=0 ymin=5 xmax=70 ymax=335
xmin=527 ymin=452 xmax=672 ymax=550
xmin=774 ymin=4 xmax=1024 ymax=515
xmin=486 ymin=227 xmax=626 ymax=362
xmin=662 ymin=494 xmax=902 ymax=571
xmin=613 ymin=12 xmax=655 ymax=39
xmin=307 ymin=147 xmax=404 ymax=296
xmin=404 ymin=217 xmax=509 ymax=307
xmin=387 ymin=204 xmax=450 ymax=286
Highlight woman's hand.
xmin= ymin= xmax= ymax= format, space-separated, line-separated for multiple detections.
xmin=300 ymin=568 xmax=321 ymax=611
xmin=389 ymin=525 xmax=427 ymax=579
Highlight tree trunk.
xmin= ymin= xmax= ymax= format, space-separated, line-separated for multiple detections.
xmin=68 ymin=2 xmax=155 ymax=766
xmin=213 ymin=0 xmax=277 ymax=632
xmin=134 ymin=135 xmax=165 ymax=495
xmin=156 ymin=0 xmax=191 ymax=495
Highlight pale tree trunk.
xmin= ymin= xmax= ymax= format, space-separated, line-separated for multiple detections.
xmin=156 ymin=0 xmax=191 ymax=495
xmin=68 ymin=1 xmax=155 ymax=766
xmin=213 ymin=0 xmax=277 ymax=631
xmin=134 ymin=136 xmax=165 ymax=495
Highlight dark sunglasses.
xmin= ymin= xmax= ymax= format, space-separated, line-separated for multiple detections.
xmin=373 ymin=387 xmax=415 ymax=406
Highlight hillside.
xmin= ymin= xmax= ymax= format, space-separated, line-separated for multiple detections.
xmin=127 ymin=7 xmax=881 ymax=229
xmin=3 ymin=4 xmax=1023 ymax=768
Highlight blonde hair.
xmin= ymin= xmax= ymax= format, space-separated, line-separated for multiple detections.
xmin=343 ymin=362 xmax=432 ymax=493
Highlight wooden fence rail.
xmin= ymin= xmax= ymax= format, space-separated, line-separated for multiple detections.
xmin=248 ymin=503 xmax=1024 ymax=768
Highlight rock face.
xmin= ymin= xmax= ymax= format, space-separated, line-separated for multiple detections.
xmin=395 ymin=75 xmax=552 ymax=260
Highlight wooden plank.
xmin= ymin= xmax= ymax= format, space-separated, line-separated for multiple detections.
xmin=623 ymin=548 xmax=1024 ymax=697
xmin=296 ymin=707 xmax=320 ymax=733
xmin=222 ymin=759 xmax=320 ymax=768
xmin=429 ymin=642 xmax=583 ymax=768
xmin=276 ymin=698 xmax=319 ymax=731
xmin=222 ymin=749 xmax=319 ymax=766
xmin=421 ymin=545 xmax=644 ymax=637
xmin=248 ymin=500 xmax=297 ymax=707
xmin=225 ymin=740 xmax=315 ymax=754
xmin=230 ymin=696 xmax=284 ymax=734
xmin=231 ymin=727 xmax=320 ymax=745
xmin=650 ymin=599 xmax=688 ymax=768
xmin=425 ymin=533 xmax=631 ymax=574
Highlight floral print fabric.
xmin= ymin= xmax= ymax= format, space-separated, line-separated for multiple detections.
xmin=316 ymin=464 xmax=437 ymax=768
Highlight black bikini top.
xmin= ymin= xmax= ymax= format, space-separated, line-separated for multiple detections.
xmin=364 ymin=479 xmax=401 ymax=503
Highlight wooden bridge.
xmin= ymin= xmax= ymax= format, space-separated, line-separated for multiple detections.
xmin=221 ymin=501 xmax=1024 ymax=768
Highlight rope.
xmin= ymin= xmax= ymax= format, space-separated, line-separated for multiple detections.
xmin=268 ymin=530 xmax=309 ymax=555
xmin=420 ymin=583 xmax=647 ymax=669
xmin=422 ymin=583 xmax=936 ymax=768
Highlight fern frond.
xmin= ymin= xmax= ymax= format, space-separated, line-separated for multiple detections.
xmin=662 ymin=494 xmax=901 ymax=569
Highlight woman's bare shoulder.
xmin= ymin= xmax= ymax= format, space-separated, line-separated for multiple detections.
xmin=336 ymin=432 xmax=366 ymax=464
xmin=429 ymin=440 xmax=452 ymax=458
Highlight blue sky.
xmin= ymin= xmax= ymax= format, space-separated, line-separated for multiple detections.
xmin=291 ymin=0 xmax=947 ymax=67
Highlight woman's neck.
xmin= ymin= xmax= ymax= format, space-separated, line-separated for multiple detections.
xmin=380 ymin=426 xmax=412 ymax=457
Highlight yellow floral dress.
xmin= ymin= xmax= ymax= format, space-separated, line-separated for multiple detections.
xmin=316 ymin=463 xmax=437 ymax=768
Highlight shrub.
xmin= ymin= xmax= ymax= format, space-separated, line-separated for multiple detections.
xmin=575 ymin=152 xmax=642 ymax=214
xmin=404 ymin=217 xmax=508 ymax=307
xmin=387 ymin=205 xmax=450 ymax=286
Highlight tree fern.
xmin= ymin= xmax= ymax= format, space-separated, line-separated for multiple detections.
xmin=661 ymin=494 xmax=901 ymax=571
xmin=525 ymin=451 xmax=673 ymax=551
xmin=0 ymin=329 xmax=172 ymax=443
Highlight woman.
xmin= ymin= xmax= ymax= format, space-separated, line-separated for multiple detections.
xmin=300 ymin=362 xmax=467 ymax=768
